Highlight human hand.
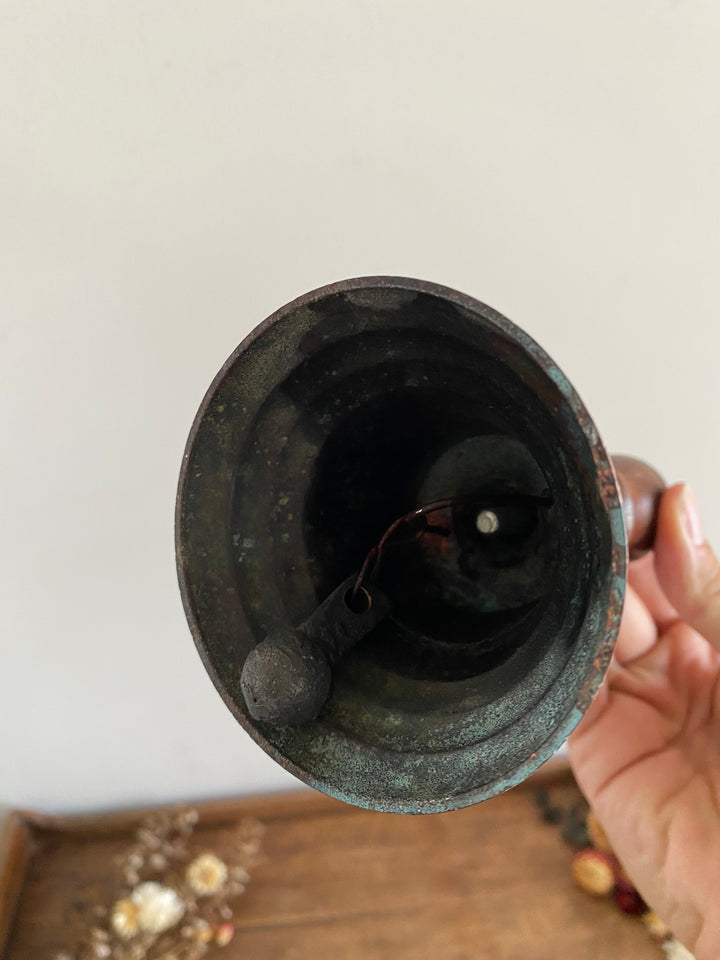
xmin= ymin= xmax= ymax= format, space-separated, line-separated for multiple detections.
xmin=568 ymin=483 xmax=720 ymax=959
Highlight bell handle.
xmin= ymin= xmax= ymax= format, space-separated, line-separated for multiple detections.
xmin=612 ymin=455 xmax=666 ymax=560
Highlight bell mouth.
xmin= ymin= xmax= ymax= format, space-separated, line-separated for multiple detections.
xmin=176 ymin=277 xmax=627 ymax=812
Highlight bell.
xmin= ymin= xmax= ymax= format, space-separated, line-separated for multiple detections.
xmin=176 ymin=277 xmax=663 ymax=813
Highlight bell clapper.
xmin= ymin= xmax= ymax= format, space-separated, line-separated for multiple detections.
xmin=240 ymin=574 xmax=391 ymax=726
xmin=242 ymin=490 xmax=554 ymax=727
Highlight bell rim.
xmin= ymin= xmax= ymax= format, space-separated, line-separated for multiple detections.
xmin=175 ymin=276 xmax=628 ymax=812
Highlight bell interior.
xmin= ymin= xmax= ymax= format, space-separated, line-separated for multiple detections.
xmin=178 ymin=280 xmax=624 ymax=812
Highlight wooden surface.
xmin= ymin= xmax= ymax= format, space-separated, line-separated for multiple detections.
xmin=0 ymin=813 xmax=32 ymax=956
xmin=1 ymin=764 xmax=661 ymax=960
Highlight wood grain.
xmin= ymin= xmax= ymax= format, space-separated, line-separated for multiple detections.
xmin=2 ymin=763 xmax=661 ymax=960
xmin=0 ymin=812 xmax=33 ymax=956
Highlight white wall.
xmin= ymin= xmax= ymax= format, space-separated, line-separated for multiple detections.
xmin=2 ymin=0 xmax=718 ymax=814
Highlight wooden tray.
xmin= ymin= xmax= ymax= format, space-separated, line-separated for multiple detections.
xmin=0 ymin=760 xmax=660 ymax=959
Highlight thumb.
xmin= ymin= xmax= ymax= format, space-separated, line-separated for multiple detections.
xmin=654 ymin=483 xmax=720 ymax=651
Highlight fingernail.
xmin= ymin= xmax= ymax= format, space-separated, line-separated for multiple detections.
xmin=681 ymin=484 xmax=704 ymax=547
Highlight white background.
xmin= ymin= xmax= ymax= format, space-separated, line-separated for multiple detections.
xmin=2 ymin=1 xmax=718 ymax=814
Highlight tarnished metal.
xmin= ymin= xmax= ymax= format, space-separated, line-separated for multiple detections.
xmin=176 ymin=277 xmax=631 ymax=813
xmin=240 ymin=575 xmax=391 ymax=725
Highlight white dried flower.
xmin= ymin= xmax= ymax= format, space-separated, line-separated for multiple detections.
xmin=185 ymin=853 xmax=228 ymax=896
xmin=110 ymin=897 xmax=140 ymax=939
xmin=131 ymin=881 xmax=185 ymax=933
xmin=662 ymin=940 xmax=696 ymax=960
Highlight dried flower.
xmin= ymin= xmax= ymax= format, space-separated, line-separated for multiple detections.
xmin=642 ymin=910 xmax=672 ymax=941
xmin=195 ymin=921 xmax=215 ymax=944
xmin=571 ymin=848 xmax=616 ymax=896
xmin=586 ymin=810 xmax=612 ymax=853
xmin=131 ymin=881 xmax=185 ymax=933
xmin=215 ymin=922 xmax=235 ymax=947
xmin=59 ymin=810 xmax=262 ymax=960
xmin=182 ymin=919 xmax=214 ymax=944
xmin=137 ymin=828 xmax=162 ymax=850
xmin=231 ymin=865 xmax=250 ymax=883
xmin=662 ymin=939 xmax=697 ymax=960
xmin=110 ymin=897 xmax=140 ymax=939
xmin=186 ymin=852 xmax=228 ymax=896
xmin=613 ymin=879 xmax=647 ymax=916
xmin=560 ymin=803 xmax=590 ymax=848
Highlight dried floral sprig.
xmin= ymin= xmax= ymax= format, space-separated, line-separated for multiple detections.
xmin=186 ymin=854 xmax=227 ymax=897
xmin=54 ymin=808 xmax=264 ymax=960
xmin=535 ymin=789 xmax=696 ymax=959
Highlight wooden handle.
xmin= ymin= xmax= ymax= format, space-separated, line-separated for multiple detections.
xmin=612 ymin=455 xmax=666 ymax=560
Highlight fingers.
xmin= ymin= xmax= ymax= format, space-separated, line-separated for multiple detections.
xmin=654 ymin=483 xmax=720 ymax=652
xmin=614 ymin=581 xmax=658 ymax=664
xmin=627 ymin=552 xmax=679 ymax=633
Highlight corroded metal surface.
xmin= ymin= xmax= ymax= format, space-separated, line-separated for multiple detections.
xmin=176 ymin=277 xmax=628 ymax=813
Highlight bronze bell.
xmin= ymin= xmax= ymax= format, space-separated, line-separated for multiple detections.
xmin=175 ymin=277 xmax=663 ymax=813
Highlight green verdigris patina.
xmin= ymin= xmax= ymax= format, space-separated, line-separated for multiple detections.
xmin=175 ymin=277 xmax=627 ymax=813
